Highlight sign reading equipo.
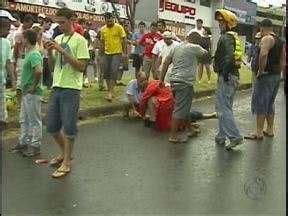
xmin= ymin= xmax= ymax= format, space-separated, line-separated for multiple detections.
xmin=158 ymin=0 xmax=212 ymax=26
xmin=8 ymin=2 xmax=106 ymax=23
xmin=12 ymin=0 xmax=127 ymax=18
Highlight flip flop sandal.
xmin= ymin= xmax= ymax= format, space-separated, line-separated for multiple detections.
xmin=244 ymin=134 xmax=263 ymax=140
xmin=35 ymin=159 xmax=50 ymax=165
xmin=51 ymin=169 xmax=71 ymax=178
xmin=49 ymin=157 xmax=64 ymax=167
xmin=263 ymin=131 xmax=274 ymax=137
xmin=168 ymin=138 xmax=181 ymax=143
xmin=50 ymin=157 xmax=74 ymax=167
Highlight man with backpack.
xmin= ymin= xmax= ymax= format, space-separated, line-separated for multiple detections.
xmin=213 ymin=9 xmax=244 ymax=150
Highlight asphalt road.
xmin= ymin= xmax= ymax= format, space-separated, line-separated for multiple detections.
xmin=1 ymin=87 xmax=286 ymax=216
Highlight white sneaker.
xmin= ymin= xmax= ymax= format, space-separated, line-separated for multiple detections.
xmin=225 ymin=138 xmax=244 ymax=150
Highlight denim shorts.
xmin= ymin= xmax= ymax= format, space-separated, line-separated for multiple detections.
xmin=47 ymin=87 xmax=80 ymax=138
xmin=251 ymin=74 xmax=281 ymax=115
xmin=171 ymin=82 xmax=193 ymax=120
xmin=103 ymin=54 xmax=122 ymax=81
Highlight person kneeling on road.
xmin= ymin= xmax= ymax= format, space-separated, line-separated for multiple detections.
xmin=123 ymin=72 xmax=148 ymax=118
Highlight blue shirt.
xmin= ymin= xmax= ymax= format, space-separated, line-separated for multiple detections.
xmin=124 ymin=79 xmax=143 ymax=104
xmin=132 ymin=31 xmax=144 ymax=55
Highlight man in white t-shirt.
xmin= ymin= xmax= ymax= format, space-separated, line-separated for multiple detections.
xmin=152 ymin=31 xmax=180 ymax=82
xmin=187 ymin=19 xmax=205 ymax=37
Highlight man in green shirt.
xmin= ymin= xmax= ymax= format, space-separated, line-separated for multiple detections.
xmin=45 ymin=8 xmax=89 ymax=178
xmin=11 ymin=29 xmax=43 ymax=157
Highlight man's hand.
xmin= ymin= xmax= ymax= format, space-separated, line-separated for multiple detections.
xmin=158 ymin=80 xmax=165 ymax=88
xmin=27 ymin=86 xmax=37 ymax=94
xmin=45 ymin=40 xmax=65 ymax=54
xmin=122 ymin=53 xmax=128 ymax=59
xmin=132 ymin=110 xmax=141 ymax=118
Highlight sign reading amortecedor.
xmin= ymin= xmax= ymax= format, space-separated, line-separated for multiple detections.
xmin=11 ymin=0 xmax=127 ymax=18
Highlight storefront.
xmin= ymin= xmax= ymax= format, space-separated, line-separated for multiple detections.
xmin=223 ymin=0 xmax=257 ymax=43
xmin=6 ymin=0 xmax=127 ymax=26
xmin=157 ymin=0 xmax=213 ymax=33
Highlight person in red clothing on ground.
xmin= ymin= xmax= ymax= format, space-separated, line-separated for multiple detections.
xmin=140 ymin=22 xmax=162 ymax=80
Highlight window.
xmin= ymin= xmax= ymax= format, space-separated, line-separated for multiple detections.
xmin=200 ymin=0 xmax=211 ymax=7
xmin=185 ymin=0 xmax=196 ymax=3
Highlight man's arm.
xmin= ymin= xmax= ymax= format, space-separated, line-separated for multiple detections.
xmin=46 ymin=40 xmax=88 ymax=73
xmin=159 ymin=56 xmax=172 ymax=82
xmin=28 ymin=64 xmax=42 ymax=94
xmin=6 ymin=60 xmax=16 ymax=89
xmin=279 ymin=44 xmax=285 ymax=75
xmin=127 ymin=94 xmax=138 ymax=113
xmin=222 ymin=34 xmax=236 ymax=80
xmin=258 ymin=35 xmax=274 ymax=75
xmin=122 ymin=37 xmax=128 ymax=55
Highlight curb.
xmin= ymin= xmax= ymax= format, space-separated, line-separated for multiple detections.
xmin=4 ymin=83 xmax=252 ymax=130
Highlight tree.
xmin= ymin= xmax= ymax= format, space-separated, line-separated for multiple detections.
xmin=108 ymin=0 xmax=140 ymax=31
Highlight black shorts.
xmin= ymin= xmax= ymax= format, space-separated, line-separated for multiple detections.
xmin=132 ymin=54 xmax=143 ymax=69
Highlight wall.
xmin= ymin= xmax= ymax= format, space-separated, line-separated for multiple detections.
xmin=157 ymin=0 xmax=213 ymax=27
xmin=134 ymin=0 xmax=158 ymax=23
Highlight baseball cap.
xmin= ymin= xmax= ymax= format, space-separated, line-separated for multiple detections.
xmin=38 ymin=13 xmax=46 ymax=19
xmin=162 ymin=31 xmax=173 ymax=38
xmin=0 ymin=9 xmax=16 ymax=21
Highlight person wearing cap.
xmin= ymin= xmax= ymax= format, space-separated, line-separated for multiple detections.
xmin=159 ymin=31 xmax=207 ymax=143
xmin=152 ymin=30 xmax=180 ymax=83
xmin=140 ymin=22 xmax=163 ymax=80
xmin=0 ymin=10 xmax=16 ymax=130
xmin=157 ymin=20 xmax=181 ymax=42
xmin=213 ymin=9 xmax=243 ymax=150
xmin=247 ymin=32 xmax=262 ymax=84
xmin=7 ymin=13 xmax=21 ymax=48
xmin=44 ymin=7 xmax=90 ymax=178
xmin=99 ymin=12 xmax=127 ymax=102
xmin=245 ymin=18 xmax=285 ymax=140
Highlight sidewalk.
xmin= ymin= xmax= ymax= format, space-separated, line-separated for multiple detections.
xmin=4 ymin=66 xmax=253 ymax=130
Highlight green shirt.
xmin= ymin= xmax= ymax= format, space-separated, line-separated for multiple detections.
xmin=21 ymin=49 xmax=43 ymax=96
xmin=53 ymin=32 xmax=90 ymax=90
xmin=0 ymin=38 xmax=13 ymax=86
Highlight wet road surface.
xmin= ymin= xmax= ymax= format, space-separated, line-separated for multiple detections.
xmin=2 ymin=87 xmax=286 ymax=216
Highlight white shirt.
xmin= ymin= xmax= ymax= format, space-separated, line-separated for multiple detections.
xmin=7 ymin=24 xmax=21 ymax=47
xmin=88 ymin=29 xmax=97 ymax=42
xmin=152 ymin=40 xmax=180 ymax=82
xmin=187 ymin=27 xmax=205 ymax=37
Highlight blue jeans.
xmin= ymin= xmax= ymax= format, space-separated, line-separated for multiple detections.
xmin=47 ymin=88 xmax=80 ymax=138
xmin=19 ymin=94 xmax=42 ymax=148
xmin=215 ymin=75 xmax=242 ymax=142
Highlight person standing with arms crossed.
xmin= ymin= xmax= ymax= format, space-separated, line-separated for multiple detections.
xmin=45 ymin=8 xmax=90 ymax=178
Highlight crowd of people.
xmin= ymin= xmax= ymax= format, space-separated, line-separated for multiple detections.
xmin=0 ymin=6 xmax=285 ymax=178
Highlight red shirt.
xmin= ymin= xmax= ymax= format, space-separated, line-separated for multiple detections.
xmin=73 ymin=22 xmax=85 ymax=35
xmin=140 ymin=32 xmax=162 ymax=59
